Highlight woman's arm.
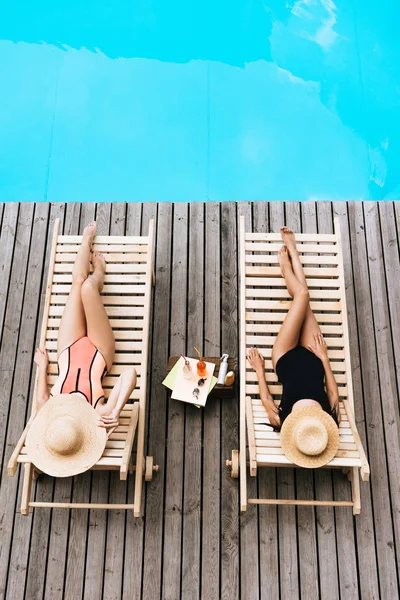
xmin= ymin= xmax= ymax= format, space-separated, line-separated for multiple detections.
xmin=247 ymin=348 xmax=280 ymax=427
xmin=34 ymin=348 xmax=50 ymax=411
xmin=308 ymin=334 xmax=341 ymax=423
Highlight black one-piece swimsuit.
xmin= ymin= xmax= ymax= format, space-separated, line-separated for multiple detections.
xmin=275 ymin=346 xmax=338 ymax=429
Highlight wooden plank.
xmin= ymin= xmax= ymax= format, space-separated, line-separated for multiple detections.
xmin=142 ymin=202 xmax=171 ymax=598
xmin=43 ymin=203 xmax=82 ymax=600
xmin=82 ymin=202 xmax=112 ymax=600
xmin=2 ymin=204 xmax=51 ymax=600
xmin=362 ymin=202 xmax=400 ymax=594
xmin=237 ymin=202 xmax=259 ymax=599
xmin=61 ymin=204 xmax=97 ymax=600
xmin=23 ymin=204 xmax=66 ymax=600
xmin=103 ymin=202 xmax=130 ymax=600
xmin=270 ymin=201 xmax=299 ymax=600
xmin=293 ymin=201 xmax=319 ymax=600
xmin=334 ymin=201 xmax=380 ymax=598
xmin=253 ymin=202 xmax=279 ymax=600
xmin=220 ymin=201 xmax=239 ymax=600
xmin=246 ymin=232 xmax=337 ymax=242
xmin=181 ymin=202 xmax=204 ymax=600
xmin=162 ymin=203 xmax=187 ymax=599
xmin=0 ymin=203 xmax=36 ymax=599
xmin=238 ymin=202 xmax=259 ymax=600
xmin=201 ymin=201 xmax=221 ymax=600
xmin=328 ymin=204 xmax=359 ymax=599
xmin=122 ymin=200 xmax=146 ymax=600
xmin=308 ymin=202 xmax=338 ymax=600
xmin=0 ymin=202 xmax=19 ymax=347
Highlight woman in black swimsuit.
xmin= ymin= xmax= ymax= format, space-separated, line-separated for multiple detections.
xmin=247 ymin=226 xmax=341 ymax=431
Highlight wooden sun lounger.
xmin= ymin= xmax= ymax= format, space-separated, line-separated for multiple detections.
xmin=227 ymin=216 xmax=370 ymax=515
xmin=8 ymin=219 xmax=157 ymax=517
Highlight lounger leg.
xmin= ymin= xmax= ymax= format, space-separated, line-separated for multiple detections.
xmin=21 ymin=463 xmax=33 ymax=516
xmin=350 ymin=467 xmax=361 ymax=515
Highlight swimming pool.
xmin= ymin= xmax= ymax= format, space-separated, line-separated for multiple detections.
xmin=0 ymin=1 xmax=399 ymax=202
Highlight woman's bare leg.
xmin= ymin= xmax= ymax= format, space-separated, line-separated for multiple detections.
xmin=96 ymin=368 xmax=137 ymax=417
xmin=57 ymin=222 xmax=96 ymax=355
xmin=280 ymin=226 xmax=322 ymax=350
xmin=81 ymin=251 xmax=115 ymax=371
xmin=271 ymin=246 xmax=310 ymax=370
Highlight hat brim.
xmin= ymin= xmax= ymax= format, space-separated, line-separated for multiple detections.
xmin=26 ymin=394 xmax=107 ymax=477
xmin=280 ymin=405 xmax=339 ymax=468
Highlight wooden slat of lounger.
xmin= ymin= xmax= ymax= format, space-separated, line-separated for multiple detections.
xmin=245 ymin=276 xmax=340 ymax=288
xmin=46 ymin=351 xmax=144 ymax=365
xmin=245 ymin=242 xmax=338 ymax=253
xmin=245 ymin=299 xmax=342 ymax=312
xmin=245 ymin=311 xmax=344 ymax=323
xmin=53 ymin=273 xmax=147 ymax=284
xmin=246 ymin=347 xmax=345 ymax=361
xmin=49 ymin=295 xmax=146 ymax=307
xmin=245 ymin=253 xmax=339 ymax=265
xmin=46 ymin=328 xmax=145 ymax=341
xmin=57 ymin=241 xmax=148 ymax=251
xmin=245 ymin=232 xmax=337 ymax=242
xmin=51 ymin=283 xmax=146 ymax=295
xmin=48 ymin=305 xmax=146 ymax=317
xmin=247 ymin=265 xmax=339 ymax=278
xmin=48 ymin=317 xmax=145 ymax=329
xmin=246 ymin=322 xmax=343 ymax=334
xmin=55 ymin=253 xmax=148 ymax=264
xmin=57 ymin=235 xmax=149 ymax=244
xmin=245 ymin=288 xmax=342 ymax=300
xmin=245 ymin=335 xmax=344 ymax=348
xmin=256 ymin=455 xmax=362 ymax=468
xmin=248 ymin=371 xmax=348 ymax=384
xmin=246 ymin=384 xmax=349 ymax=397
xmin=252 ymin=359 xmax=347 ymax=373
xmin=54 ymin=263 xmax=148 ymax=274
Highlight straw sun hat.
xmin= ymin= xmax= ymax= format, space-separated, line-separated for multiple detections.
xmin=26 ymin=394 xmax=107 ymax=477
xmin=280 ymin=405 xmax=339 ymax=468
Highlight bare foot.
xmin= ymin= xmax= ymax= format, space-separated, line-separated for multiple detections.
xmin=90 ymin=251 xmax=106 ymax=291
xmin=280 ymin=226 xmax=297 ymax=254
xmin=83 ymin=221 xmax=97 ymax=244
xmin=278 ymin=245 xmax=292 ymax=278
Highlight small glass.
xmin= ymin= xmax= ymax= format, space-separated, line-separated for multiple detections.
xmin=196 ymin=357 xmax=207 ymax=377
xmin=182 ymin=359 xmax=192 ymax=380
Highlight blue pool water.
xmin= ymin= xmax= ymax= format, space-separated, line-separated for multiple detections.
xmin=0 ymin=1 xmax=399 ymax=202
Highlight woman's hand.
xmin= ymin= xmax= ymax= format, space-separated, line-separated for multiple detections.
xmin=34 ymin=347 xmax=49 ymax=370
xmin=97 ymin=410 xmax=120 ymax=438
xmin=267 ymin=408 xmax=281 ymax=429
xmin=246 ymin=347 xmax=265 ymax=375
xmin=307 ymin=333 xmax=329 ymax=362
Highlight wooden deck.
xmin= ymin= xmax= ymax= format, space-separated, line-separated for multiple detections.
xmin=0 ymin=201 xmax=399 ymax=600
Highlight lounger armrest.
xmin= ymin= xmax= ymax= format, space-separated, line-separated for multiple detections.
xmin=120 ymin=403 xmax=140 ymax=481
xmin=245 ymin=396 xmax=257 ymax=476
xmin=343 ymin=400 xmax=370 ymax=481
xmin=8 ymin=414 xmax=36 ymax=476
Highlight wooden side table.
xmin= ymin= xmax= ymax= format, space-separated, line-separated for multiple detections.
xmin=167 ymin=357 xmax=236 ymax=400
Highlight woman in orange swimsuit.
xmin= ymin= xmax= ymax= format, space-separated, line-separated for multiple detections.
xmin=33 ymin=222 xmax=137 ymax=435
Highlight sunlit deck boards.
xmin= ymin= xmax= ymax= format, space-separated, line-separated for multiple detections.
xmin=0 ymin=201 xmax=399 ymax=599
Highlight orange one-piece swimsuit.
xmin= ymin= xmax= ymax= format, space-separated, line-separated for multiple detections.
xmin=50 ymin=337 xmax=108 ymax=407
